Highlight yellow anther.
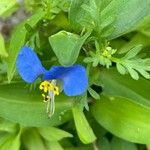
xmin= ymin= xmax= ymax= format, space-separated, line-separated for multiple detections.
xmin=39 ymin=80 xmax=60 ymax=96
xmin=53 ymin=86 xmax=59 ymax=95
xmin=42 ymin=93 xmax=50 ymax=103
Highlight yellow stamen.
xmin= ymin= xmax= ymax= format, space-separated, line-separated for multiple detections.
xmin=39 ymin=80 xmax=59 ymax=117
xmin=39 ymin=80 xmax=60 ymax=96
xmin=42 ymin=93 xmax=50 ymax=103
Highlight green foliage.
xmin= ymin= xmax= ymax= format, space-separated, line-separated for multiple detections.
xmin=0 ymin=82 xmax=72 ymax=126
xmin=116 ymin=45 xmax=150 ymax=80
xmin=0 ymin=34 xmax=8 ymax=57
xmin=7 ymin=9 xmax=46 ymax=82
xmin=72 ymin=105 xmax=96 ymax=144
xmin=91 ymin=95 xmax=150 ymax=144
xmin=0 ymin=0 xmax=150 ymax=149
xmin=49 ymin=30 xmax=91 ymax=66
xmin=38 ymin=126 xmax=73 ymax=141
xmin=0 ymin=0 xmax=17 ymax=17
xmin=97 ymin=68 xmax=150 ymax=108
xmin=110 ymin=137 xmax=138 ymax=150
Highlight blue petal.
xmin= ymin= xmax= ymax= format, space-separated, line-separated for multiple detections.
xmin=16 ymin=46 xmax=45 ymax=83
xmin=43 ymin=65 xmax=88 ymax=96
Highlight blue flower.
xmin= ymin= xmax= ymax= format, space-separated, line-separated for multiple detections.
xmin=16 ymin=46 xmax=88 ymax=96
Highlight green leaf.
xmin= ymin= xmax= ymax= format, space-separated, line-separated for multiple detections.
xmin=0 ymin=132 xmax=11 ymax=146
xmin=119 ymin=32 xmax=150 ymax=54
xmin=116 ymin=45 xmax=150 ymax=80
xmin=49 ymin=30 xmax=91 ymax=66
xmin=0 ymin=34 xmax=8 ymax=57
xmin=69 ymin=0 xmax=115 ymax=38
xmin=97 ymin=137 xmax=110 ymax=150
xmin=91 ymin=95 xmax=150 ymax=144
xmin=0 ymin=130 xmax=21 ymax=150
xmin=38 ymin=126 xmax=72 ymax=141
xmin=0 ymin=0 xmax=17 ymax=16
xmin=69 ymin=0 xmax=91 ymax=31
xmin=0 ymin=118 xmax=18 ymax=133
xmin=45 ymin=141 xmax=63 ymax=150
xmin=110 ymin=137 xmax=138 ymax=150
xmin=0 ymin=82 xmax=72 ymax=127
xmin=97 ymin=68 xmax=150 ymax=109
xmin=22 ymin=128 xmax=45 ymax=150
xmin=116 ymin=63 xmax=126 ymax=75
xmin=127 ymin=67 xmax=139 ymax=80
xmin=72 ymin=105 xmax=96 ymax=144
xmin=88 ymin=87 xmax=100 ymax=100
xmin=7 ymin=9 xmax=45 ymax=82
xmin=101 ymin=0 xmax=150 ymax=39
xmin=122 ymin=45 xmax=142 ymax=60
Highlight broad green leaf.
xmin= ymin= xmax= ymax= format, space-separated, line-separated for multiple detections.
xmin=7 ymin=9 xmax=45 ymax=82
xmin=147 ymin=144 xmax=150 ymax=150
xmin=96 ymin=68 xmax=150 ymax=109
xmin=22 ymin=128 xmax=46 ymax=150
xmin=0 ymin=132 xmax=11 ymax=146
xmin=0 ymin=34 xmax=8 ymax=57
xmin=0 ymin=118 xmax=18 ymax=133
xmin=69 ymin=0 xmax=115 ymax=38
xmin=49 ymin=30 xmax=91 ymax=66
xmin=102 ymin=0 xmax=150 ymax=39
xmin=0 ymin=0 xmax=17 ymax=16
xmin=72 ymin=105 xmax=96 ymax=144
xmin=0 ymin=82 xmax=72 ymax=127
xmin=110 ymin=137 xmax=138 ymax=150
xmin=38 ymin=126 xmax=72 ymax=141
xmin=69 ymin=0 xmax=90 ymax=31
xmin=91 ymin=95 xmax=150 ymax=144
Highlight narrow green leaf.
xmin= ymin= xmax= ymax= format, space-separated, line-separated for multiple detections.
xmin=0 ymin=82 xmax=72 ymax=127
xmin=91 ymin=95 xmax=150 ymax=144
xmin=7 ymin=9 xmax=45 ymax=82
xmin=135 ymin=69 xmax=150 ymax=79
xmin=38 ymin=127 xmax=72 ymax=141
xmin=122 ymin=45 xmax=142 ymax=60
xmin=22 ymin=129 xmax=45 ymax=150
xmin=72 ymin=105 xmax=96 ymax=144
xmin=49 ymin=30 xmax=91 ymax=66
xmin=0 ymin=33 xmax=8 ymax=57
xmin=88 ymin=87 xmax=100 ymax=100
xmin=116 ymin=63 xmax=126 ymax=75
xmin=127 ymin=67 xmax=139 ymax=80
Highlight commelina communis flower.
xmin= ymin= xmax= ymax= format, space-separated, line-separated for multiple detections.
xmin=16 ymin=46 xmax=88 ymax=117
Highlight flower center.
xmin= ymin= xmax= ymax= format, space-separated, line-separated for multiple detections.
xmin=39 ymin=80 xmax=59 ymax=96
xmin=39 ymin=80 xmax=59 ymax=117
